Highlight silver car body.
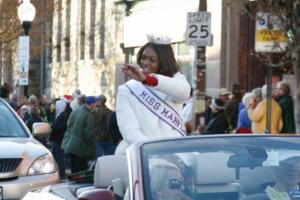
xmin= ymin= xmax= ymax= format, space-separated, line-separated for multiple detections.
xmin=0 ymin=98 xmax=59 ymax=199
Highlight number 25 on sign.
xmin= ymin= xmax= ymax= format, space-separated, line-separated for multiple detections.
xmin=186 ymin=12 xmax=213 ymax=46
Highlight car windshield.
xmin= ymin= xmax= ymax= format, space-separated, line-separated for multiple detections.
xmin=0 ymin=100 xmax=28 ymax=137
xmin=141 ymin=136 xmax=300 ymax=200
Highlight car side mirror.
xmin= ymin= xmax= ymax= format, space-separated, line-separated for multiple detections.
xmin=78 ymin=189 xmax=115 ymax=200
xmin=32 ymin=122 xmax=51 ymax=137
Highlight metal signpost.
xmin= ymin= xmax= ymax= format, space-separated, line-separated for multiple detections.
xmin=186 ymin=4 xmax=212 ymax=130
xmin=254 ymin=12 xmax=287 ymax=133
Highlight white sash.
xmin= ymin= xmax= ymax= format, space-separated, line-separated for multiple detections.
xmin=125 ymin=82 xmax=186 ymax=136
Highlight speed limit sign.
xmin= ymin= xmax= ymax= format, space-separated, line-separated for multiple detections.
xmin=186 ymin=12 xmax=212 ymax=46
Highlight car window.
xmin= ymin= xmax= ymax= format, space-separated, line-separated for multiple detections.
xmin=141 ymin=136 xmax=300 ymax=200
xmin=0 ymin=102 xmax=28 ymax=137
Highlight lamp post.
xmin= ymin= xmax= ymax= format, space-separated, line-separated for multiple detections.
xmin=17 ymin=0 xmax=36 ymax=97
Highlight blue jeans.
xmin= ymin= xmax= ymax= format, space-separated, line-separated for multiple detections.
xmin=96 ymin=141 xmax=117 ymax=158
xmin=52 ymin=141 xmax=66 ymax=179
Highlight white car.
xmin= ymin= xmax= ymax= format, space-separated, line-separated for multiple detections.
xmin=0 ymin=98 xmax=59 ymax=199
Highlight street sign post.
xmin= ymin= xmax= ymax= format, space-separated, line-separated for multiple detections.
xmin=186 ymin=7 xmax=211 ymax=132
xmin=186 ymin=12 xmax=212 ymax=46
xmin=19 ymin=36 xmax=30 ymax=86
xmin=254 ymin=12 xmax=287 ymax=133
xmin=255 ymin=12 xmax=286 ymax=52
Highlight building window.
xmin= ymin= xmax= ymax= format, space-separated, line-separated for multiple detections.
xmin=89 ymin=0 xmax=96 ymax=59
xmin=56 ymin=0 xmax=62 ymax=62
xmin=80 ymin=0 xmax=86 ymax=60
xmin=65 ymin=0 xmax=71 ymax=61
xmin=99 ymin=0 xmax=105 ymax=59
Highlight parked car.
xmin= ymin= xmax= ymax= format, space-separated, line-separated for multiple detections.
xmin=0 ymin=98 xmax=59 ymax=199
xmin=23 ymin=134 xmax=300 ymax=200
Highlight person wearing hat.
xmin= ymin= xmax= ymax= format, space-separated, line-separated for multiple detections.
xmin=225 ymin=83 xmax=243 ymax=132
xmin=93 ymin=94 xmax=116 ymax=157
xmin=61 ymin=96 xmax=97 ymax=173
xmin=62 ymin=94 xmax=72 ymax=103
xmin=219 ymin=88 xmax=230 ymax=104
xmin=202 ymin=98 xmax=229 ymax=134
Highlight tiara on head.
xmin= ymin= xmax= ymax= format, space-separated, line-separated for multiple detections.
xmin=147 ymin=34 xmax=172 ymax=45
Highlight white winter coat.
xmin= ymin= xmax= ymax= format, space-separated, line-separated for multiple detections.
xmin=115 ymin=73 xmax=190 ymax=154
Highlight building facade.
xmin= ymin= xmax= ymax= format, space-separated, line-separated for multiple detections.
xmin=50 ymin=0 xmax=124 ymax=108
xmin=50 ymin=0 xmax=296 ymax=126
xmin=121 ymin=0 xmax=241 ymax=97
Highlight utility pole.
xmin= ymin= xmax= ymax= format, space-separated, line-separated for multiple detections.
xmin=0 ymin=43 xmax=2 ymax=86
xmin=265 ymin=62 xmax=272 ymax=133
xmin=195 ymin=0 xmax=207 ymax=129
xmin=17 ymin=0 xmax=36 ymax=97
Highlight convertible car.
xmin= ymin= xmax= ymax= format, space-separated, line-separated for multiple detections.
xmin=24 ymin=134 xmax=300 ymax=200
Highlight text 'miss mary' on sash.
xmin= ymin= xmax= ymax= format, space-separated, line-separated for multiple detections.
xmin=125 ymin=82 xmax=186 ymax=136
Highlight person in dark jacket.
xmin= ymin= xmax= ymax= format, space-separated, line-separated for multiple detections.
xmin=50 ymin=100 xmax=69 ymax=179
xmin=61 ymin=96 xmax=97 ymax=173
xmin=93 ymin=95 xmax=113 ymax=157
xmin=225 ymin=83 xmax=243 ymax=132
xmin=22 ymin=95 xmax=38 ymax=122
xmin=38 ymin=94 xmax=49 ymax=122
xmin=277 ymin=81 xmax=295 ymax=133
xmin=107 ymin=111 xmax=123 ymax=149
xmin=203 ymin=98 xmax=229 ymax=134
xmin=46 ymin=101 xmax=56 ymax=126
xmin=204 ymin=96 xmax=212 ymax=125
xmin=0 ymin=82 xmax=12 ymax=101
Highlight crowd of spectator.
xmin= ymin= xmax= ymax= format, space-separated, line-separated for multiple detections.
xmin=0 ymin=79 xmax=296 ymax=179
xmin=1 ymin=87 xmax=122 ymax=179
xmin=193 ymin=81 xmax=295 ymax=135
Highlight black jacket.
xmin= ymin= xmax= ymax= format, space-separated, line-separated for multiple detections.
xmin=203 ymin=111 xmax=229 ymax=134
xmin=107 ymin=112 xmax=123 ymax=144
xmin=49 ymin=111 xmax=68 ymax=142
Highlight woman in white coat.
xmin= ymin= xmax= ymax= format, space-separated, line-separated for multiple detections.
xmin=115 ymin=35 xmax=191 ymax=154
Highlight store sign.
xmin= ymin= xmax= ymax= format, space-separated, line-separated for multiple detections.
xmin=186 ymin=12 xmax=213 ymax=46
xmin=255 ymin=12 xmax=287 ymax=52
xmin=19 ymin=36 xmax=30 ymax=85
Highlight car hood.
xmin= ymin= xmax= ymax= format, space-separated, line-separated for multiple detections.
xmin=0 ymin=137 xmax=49 ymax=159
